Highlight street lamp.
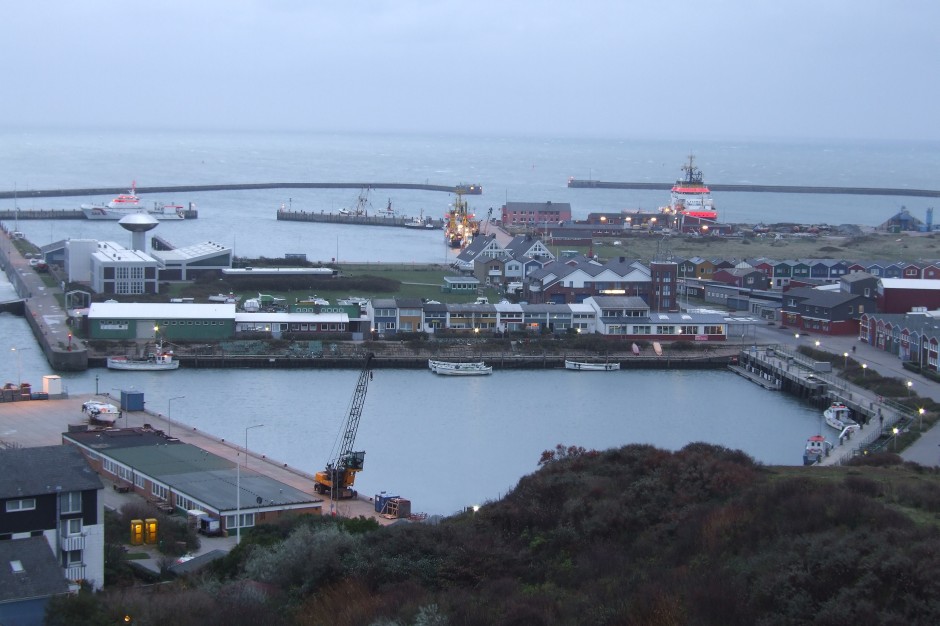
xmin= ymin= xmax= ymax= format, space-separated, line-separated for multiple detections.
xmin=892 ymin=426 xmax=899 ymax=451
xmin=907 ymin=381 xmax=913 ymax=397
xmin=814 ymin=340 xmax=820 ymax=349
xmin=168 ymin=396 xmax=185 ymax=438
xmin=862 ymin=363 xmax=867 ymax=377
xmin=237 ymin=424 xmax=264 ymax=544
xmin=919 ymin=407 xmax=925 ymax=430
xmin=10 ymin=347 xmax=21 ymax=386
xmin=843 ymin=352 xmax=849 ymax=369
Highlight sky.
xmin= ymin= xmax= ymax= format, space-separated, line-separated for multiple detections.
xmin=1 ymin=1 xmax=938 ymax=141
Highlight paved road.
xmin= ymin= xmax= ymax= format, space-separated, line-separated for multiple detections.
xmin=748 ymin=322 xmax=940 ymax=466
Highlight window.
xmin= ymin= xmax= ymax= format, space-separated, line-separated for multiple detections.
xmin=224 ymin=512 xmax=255 ymax=530
xmin=5 ymin=498 xmax=36 ymax=512
xmin=66 ymin=518 xmax=83 ymax=536
xmin=134 ymin=473 xmax=146 ymax=488
xmin=64 ymin=549 xmax=83 ymax=566
xmin=60 ymin=491 xmax=82 ymax=514
xmin=152 ymin=483 xmax=168 ymax=500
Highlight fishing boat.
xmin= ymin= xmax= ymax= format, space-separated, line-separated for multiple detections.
xmin=658 ymin=155 xmax=718 ymax=222
xmin=81 ymin=182 xmax=187 ymax=220
xmin=428 ymin=359 xmax=492 ymax=375
xmin=107 ymin=340 xmax=179 ymax=371
xmin=823 ymin=402 xmax=858 ymax=431
xmin=565 ymin=360 xmax=620 ymax=371
xmin=802 ymin=434 xmax=832 ymax=466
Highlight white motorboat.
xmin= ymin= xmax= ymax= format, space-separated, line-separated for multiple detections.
xmin=823 ymin=402 xmax=858 ymax=431
xmin=565 ymin=360 xmax=620 ymax=371
xmin=428 ymin=359 xmax=492 ymax=375
xmin=107 ymin=340 xmax=179 ymax=371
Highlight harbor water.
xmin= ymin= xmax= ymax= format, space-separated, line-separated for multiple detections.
xmin=1 ymin=302 xmax=822 ymax=516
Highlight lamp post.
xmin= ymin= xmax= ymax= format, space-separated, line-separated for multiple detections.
xmin=907 ymin=381 xmax=913 ymax=397
xmin=237 ymin=424 xmax=264 ymax=544
xmin=11 ymin=347 xmax=21 ymax=386
xmin=843 ymin=352 xmax=849 ymax=369
xmin=892 ymin=426 xmax=899 ymax=451
xmin=862 ymin=363 xmax=867 ymax=377
xmin=814 ymin=340 xmax=820 ymax=350
xmin=168 ymin=396 xmax=185 ymax=438
xmin=919 ymin=408 xmax=925 ymax=431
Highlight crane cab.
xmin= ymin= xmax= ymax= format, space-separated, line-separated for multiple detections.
xmin=314 ymin=451 xmax=365 ymax=499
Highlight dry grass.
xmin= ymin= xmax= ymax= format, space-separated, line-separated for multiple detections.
xmin=580 ymin=231 xmax=940 ymax=263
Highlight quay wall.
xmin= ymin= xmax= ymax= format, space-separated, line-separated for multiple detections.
xmin=88 ymin=351 xmax=737 ymax=370
xmin=0 ymin=182 xmax=467 ymax=200
xmin=0 ymin=208 xmax=198 ymax=220
xmin=277 ymin=210 xmax=444 ymax=229
xmin=567 ymin=179 xmax=940 ymax=198
xmin=0 ymin=227 xmax=88 ymax=371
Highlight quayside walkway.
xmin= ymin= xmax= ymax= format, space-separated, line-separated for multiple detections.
xmin=736 ymin=344 xmax=922 ymax=466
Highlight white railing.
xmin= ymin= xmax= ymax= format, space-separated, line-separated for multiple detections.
xmin=60 ymin=534 xmax=85 ymax=552
xmin=64 ymin=563 xmax=86 ymax=581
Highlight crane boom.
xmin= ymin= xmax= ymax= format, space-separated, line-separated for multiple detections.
xmin=314 ymin=353 xmax=374 ymax=499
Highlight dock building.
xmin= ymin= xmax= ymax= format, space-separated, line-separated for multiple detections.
xmin=63 ymin=427 xmax=323 ymax=537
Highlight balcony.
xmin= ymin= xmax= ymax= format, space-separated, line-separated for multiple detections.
xmin=60 ymin=533 xmax=85 ymax=552
xmin=64 ymin=563 xmax=86 ymax=581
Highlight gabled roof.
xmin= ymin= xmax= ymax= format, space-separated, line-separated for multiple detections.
xmin=789 ymin=288 xmax=865 ymax=308
xmin=455 ymin=234 xmax=502 ymax=262
xmin=0 ymin=445 xmax=102 ymax=499
xmin=841 ymin=271 xmax=876 ymax=283
xmin=0 ymin=537 xmax=70 ymax=603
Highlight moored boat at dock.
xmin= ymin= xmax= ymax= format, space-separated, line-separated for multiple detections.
xmin=564 ymin=360 xmax=620 ymax=371
xmin=81 ymin=182 xmax=188 ymax=220
xmin=107 ymin=340 xmax=179 ymax=371
xmin=823 ymin=402 xmax=858 ymax=431
xmin=803 ymin=434 xmax=832 ymax=465
xmin=428 ymin=359 xmax=492 ymax=375
xmin=444 ymin=192 xmax=479 ymax=249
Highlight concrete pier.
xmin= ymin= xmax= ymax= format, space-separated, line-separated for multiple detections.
xmin=567 ymin=179 xmax=940 ymax=198
xmin=737 ymin=345 xmax=916 ymax=465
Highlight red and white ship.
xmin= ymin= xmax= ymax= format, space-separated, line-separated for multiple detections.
xmin=81 ymin=181 xmax=186 ymax=220
xmin=660 ymin=155 xmax=718 ymax=221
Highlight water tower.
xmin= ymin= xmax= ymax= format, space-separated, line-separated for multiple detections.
xmin=118 ymin=213 xmax=158 ymax=253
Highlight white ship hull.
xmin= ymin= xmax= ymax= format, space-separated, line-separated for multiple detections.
xmin=565 ymin=360 xmax=620 ymax=371
xmin=81 ymin=204 xmax=186 ymax=220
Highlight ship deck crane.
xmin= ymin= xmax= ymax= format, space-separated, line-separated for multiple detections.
xmin=314 ymin=353 xmax=374 ymax=501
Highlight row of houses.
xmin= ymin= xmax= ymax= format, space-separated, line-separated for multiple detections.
xmin=86 ymin=297 xmax=751 ymax=342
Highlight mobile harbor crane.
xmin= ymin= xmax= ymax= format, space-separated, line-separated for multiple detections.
xmin=314 ymin=353 xmax=374 ymax=500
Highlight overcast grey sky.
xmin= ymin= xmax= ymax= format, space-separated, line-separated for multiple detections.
xmin=2 ymin=1 xmax=936 ymax=141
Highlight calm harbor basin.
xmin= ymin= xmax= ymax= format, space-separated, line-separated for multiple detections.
xmin=2 ymin=310 xmax=822 ymax=516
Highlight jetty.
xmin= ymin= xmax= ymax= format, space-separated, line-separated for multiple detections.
xmin=276 ymin=209 xmax=445 ymax=229
xmin=567 ymin=179 xmax=940 ymax=198
xmin=0 ymin=181 xmax=480 ymax=201
xmin=735 ymin=345 xmax=918 ymax=466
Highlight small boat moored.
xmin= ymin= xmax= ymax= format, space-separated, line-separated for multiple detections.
xmin=823 ymin=402 xmax=858 ymax=432
xmin=803 ymin=434 xmax=832 ymax=466
xmin=107 ymin=340 xmax=179 ymax=371
xmin=428 ymin=359 xmax=492 ymax=376
xmin=565 ymin=360 xmax=620 ymax=371
xmin=652 ymin=342 xmax=663 ymax=356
